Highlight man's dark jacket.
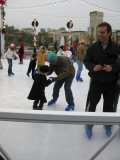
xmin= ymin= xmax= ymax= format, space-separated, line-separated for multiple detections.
xmin=83 ymin=39 xmax=120 ymax=83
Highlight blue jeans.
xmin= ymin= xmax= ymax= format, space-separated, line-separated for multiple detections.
xmin=7 ymin=58 xmax=12 ymax=74
xmin=76 ymin=60 xmax=83 ymax=77
xmin=53 ymin=75 xmax=75 ymax=106
xmin=69 ymin=55 xmax=73 ymax=63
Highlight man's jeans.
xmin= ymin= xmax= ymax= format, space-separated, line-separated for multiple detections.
xmin=7 ymin=58 xmax=12 ymax=74
xmin=53 ymin=75 xmax=75 ymax=106
xmin=76 ymin=60 xmax=83 ymax=77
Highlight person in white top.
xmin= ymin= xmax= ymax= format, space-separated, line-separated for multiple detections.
xmin=57 ymin=45 xmax=72 ymax=59
xmin=4 ymin=44 xmax=19 ymax=76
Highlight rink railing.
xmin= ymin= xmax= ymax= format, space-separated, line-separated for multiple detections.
xmin=0 ymin=109 xmax=120 ymax=160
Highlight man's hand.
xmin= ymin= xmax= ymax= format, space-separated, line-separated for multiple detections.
xmin=94 ymin=65 xmax=103 ymax=71
xmin=103 ymin=64 xmax=112 ymax=72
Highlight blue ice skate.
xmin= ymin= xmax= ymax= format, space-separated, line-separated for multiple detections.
xmin=65 ymin=105 xmax=75 ymax=111
xmin=105 ymin=127 xmax=112 ymax=137
xmin=85 ymin=126 xmax=93 ymax=139
xmin=76 ymin=77 xmax=83 ymax=82
xmin=48 ymin=99 xmax=57 ymax=106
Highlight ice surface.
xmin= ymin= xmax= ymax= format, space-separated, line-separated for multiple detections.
xmin=0 ymin=59 xmax=120 ymax=160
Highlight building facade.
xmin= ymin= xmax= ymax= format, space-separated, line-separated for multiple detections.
xmin=88 ymin=11 xmax=104 ymax=44
xmin=52 ymin=29 xmax=88 ymax=47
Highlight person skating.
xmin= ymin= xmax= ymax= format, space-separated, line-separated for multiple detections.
xmin=37 ymin=46 xmax=48 ymax=72
xmin=83 ymin=22 xmax=120 ymax=139
xmin=27 ymin=65 xmax=52 ymax=110
xmin=47 ymin=52 xmax=75 ymax=111
xmin=76 ymin=40 xmax=86 ymax=82
xmin=18 ymin=44 xmax=24 ymax=64
xmin=4 ymin=44 xmax=19 ymax=76
xmin=26 ymin=53 xmax=37 ymax=79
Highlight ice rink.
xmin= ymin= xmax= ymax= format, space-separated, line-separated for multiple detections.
xmin=0 ymin=58 xmax=120 ymax=160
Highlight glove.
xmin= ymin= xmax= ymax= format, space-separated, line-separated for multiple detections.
xmin=49 ymin=77 xmax=57 ymax=83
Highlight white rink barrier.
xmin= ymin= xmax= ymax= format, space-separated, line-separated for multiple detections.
xmin=0 ymin=109 xmax=120 ymax=125
xmin=0 ymin=109 xmax=120 ymax=160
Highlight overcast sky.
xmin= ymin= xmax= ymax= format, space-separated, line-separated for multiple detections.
xmin=2 ymin=0 xmax=120 ymax=32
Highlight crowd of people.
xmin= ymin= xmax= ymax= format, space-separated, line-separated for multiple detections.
xmin=2 ymin=22 xmax=120 ymax=139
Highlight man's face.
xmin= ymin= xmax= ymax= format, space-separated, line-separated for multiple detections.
xmin=97 ymin=26 xmax=111 ymax=44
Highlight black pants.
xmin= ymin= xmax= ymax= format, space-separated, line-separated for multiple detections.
xmin=19 ymin=54 xmax=23 ymax=63
xmin=27 ymin=60 xmax=36 ymax=79
xmin=85 ymin=80 xmax=117 ymax=112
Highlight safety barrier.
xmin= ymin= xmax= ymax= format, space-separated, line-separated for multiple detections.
xmin=0 ymin=109 xmax=120 ymax=160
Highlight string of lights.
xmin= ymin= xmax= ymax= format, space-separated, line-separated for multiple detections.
xmin=5 ymin=8 xmax=120 ymax=20
xmin=5 ymin=0 xmax=120 ymax=15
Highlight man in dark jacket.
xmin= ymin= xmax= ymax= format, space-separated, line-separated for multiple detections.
xmin=83 ymin=22 xmax=120 ymax=139
xmin=47 ymin=52 xmax=75 ymax=111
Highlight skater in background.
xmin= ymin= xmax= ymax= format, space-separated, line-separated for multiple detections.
xmin=4 ymin=44 xmax=19 ymax=76
xmin=18 ymin=44 xmax=24 ymax=64
xmin=76 ymin=40 xmax=86 ymax=82
xmin=47 ymin=52 xmax=75 ymax=111
xmin=73 ymin=41 xmax=77 ymax=62
xmin=70 ymin=43 xmax=74 ymax=63
xmin=57 ymin=45 xmax=72 ymax=59
xmin=83 ymin=22 xmax=120 ymax=139
xmin=37 ymin=46 xmax=48 ymax=72
xmin=27 ymin=65 xmax=52 ymax=110
xmin=26 ymin=53 xmax=37 ymax=79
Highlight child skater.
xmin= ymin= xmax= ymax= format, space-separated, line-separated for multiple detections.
xmin=27 ymin=65 xmax=52 ymax=110
xmin=4 ymin=44 xmax=19 ymax=76
xmin=26 ymin=53 xmax=37 ymax=79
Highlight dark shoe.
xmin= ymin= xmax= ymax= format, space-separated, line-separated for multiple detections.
xmin=8 ymin=73 xmax=11 ymax=76
xmin=33 ymin=106 xmax=38 ymax=110
xmin=11 ymin=72 xmax=14 ymax=75
xmin=38 ymin=102 xmax=44 ymax=110
xmin=48 ymin=99 xmax=57 ymax=106
xmin=85 ymin=126 xmax=93 ymax=139
xmin=33 ymin=100 xmax=39 ymax=110
xmin=65 ymin=105 xmax=74 ymax=111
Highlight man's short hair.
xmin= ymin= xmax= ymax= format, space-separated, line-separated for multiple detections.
xmin=97 ymin=22 xmax=112 ymax=33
